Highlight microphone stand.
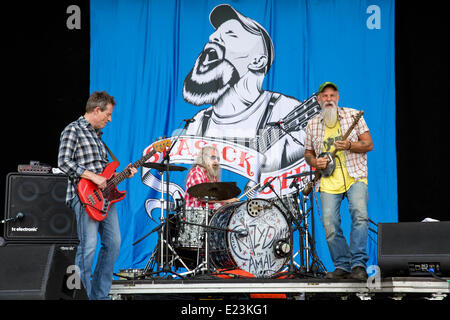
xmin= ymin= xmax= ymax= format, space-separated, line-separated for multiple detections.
xmin=145 ymin=119 xmax=193 ymax=278
xmin=269 ymin=122 xmax=304 ymax=147
xmin=298 ymin=172 xmax=326 ymax=277
xmin=163 ymin=120 xmax=193 ymax=276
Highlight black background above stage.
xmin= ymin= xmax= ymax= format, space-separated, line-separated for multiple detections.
xmin=0 ymin=0 xmax=89 ymax=237
xmin=0 ymin=1 xmax=448 ymax=234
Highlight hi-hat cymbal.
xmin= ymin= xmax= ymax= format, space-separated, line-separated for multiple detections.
xmin=285 ymin=171 xmax=315 ymax=179
xmin=142 ymin=162 xmax=187 ymax=171
xmin=187 ymin=182 xmax=241 ymax=201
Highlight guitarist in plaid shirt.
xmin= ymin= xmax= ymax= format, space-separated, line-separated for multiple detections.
xmin=58 ymin=91 xmax=137 ymax=299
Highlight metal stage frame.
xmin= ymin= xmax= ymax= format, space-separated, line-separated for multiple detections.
xmin=110 ymin=276 xmax=449 ymax=300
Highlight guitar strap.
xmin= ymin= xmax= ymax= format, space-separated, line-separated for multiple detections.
xmin=257 ymin=92 xmax=280 ymax=132
xmin=103 ymin=142 xmax=119 ymax=163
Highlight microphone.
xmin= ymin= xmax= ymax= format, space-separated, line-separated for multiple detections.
xmin=0 ymin=212 xmax=24 ymax=224
xmin=289 ymin=178 xmax=299 ymax=189
xmin=183 ymin=118 xmax=195 ymax=123
xmin=266 ymin=121 xmax=284 ymax=126
xmin=234 ymin=229 xmax=248 ymax=238
xmin=259 ymin=176 xmax=276 ymax=192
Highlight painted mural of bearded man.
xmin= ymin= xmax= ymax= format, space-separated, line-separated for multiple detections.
xmin=183 ymin=4 xmax=319 ymax=173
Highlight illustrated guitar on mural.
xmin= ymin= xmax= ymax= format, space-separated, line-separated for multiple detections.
xmin=78 ymin=139 xmax=172 ymax=221
xmin=213 ymin=94 xmax=321 ymax=154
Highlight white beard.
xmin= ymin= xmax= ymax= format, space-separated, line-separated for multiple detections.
xmin=321 ymin=102 xmax=338 ymax=127
xmin=205 ymin=162 xmax=221 ymax=181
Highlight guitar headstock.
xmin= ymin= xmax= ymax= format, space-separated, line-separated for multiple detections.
xmin=152 ymin=138 xmax=172 ymax=152
xmin=352 ymin=110 xmax=364 ymax=123
xmin=356 ymin=110 xmax=364 ymax=119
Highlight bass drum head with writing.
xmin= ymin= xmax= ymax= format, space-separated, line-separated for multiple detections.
xmin=209 ymin=199 xmax=291 ymax=278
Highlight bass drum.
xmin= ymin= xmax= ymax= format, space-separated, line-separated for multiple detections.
xmin=209 ymin=199 xmax=292 ymax=278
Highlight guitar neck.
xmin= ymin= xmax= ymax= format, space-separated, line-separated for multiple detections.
xmin=330 ymin=110 xmax=364 ymax=158
xmin=109 ymin=149 xmax=157 ymax=187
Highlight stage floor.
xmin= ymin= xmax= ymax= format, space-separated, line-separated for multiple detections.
xmin=110 ymin=274 xmax=449 ymax=300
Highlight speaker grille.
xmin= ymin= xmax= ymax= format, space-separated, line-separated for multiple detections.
xmin=3 ymin=173 xmax=78 ymax=242
xmin=0 ymin=243 xmax=86 ymax=300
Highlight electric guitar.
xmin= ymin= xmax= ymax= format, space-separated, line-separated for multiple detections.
xmin=302 ymin=110 xmax=364 ymax=196
xmin=78 ymin=139 xmax=171 ymax=221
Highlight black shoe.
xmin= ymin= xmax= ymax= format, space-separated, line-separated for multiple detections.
xmin=325 ymin=268 xmax=351 ymax=280
xmin=350 ymin=266 xmax=368 ymax=281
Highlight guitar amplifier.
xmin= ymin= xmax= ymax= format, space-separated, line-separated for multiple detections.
xmin=3 ymin=173 xmax=78 ymax=243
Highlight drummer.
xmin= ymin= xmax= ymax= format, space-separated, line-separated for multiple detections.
xmin=185 ymin=146 xmax=239 ymax=209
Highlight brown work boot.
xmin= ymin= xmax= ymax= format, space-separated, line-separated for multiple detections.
xmin=324 ymin=268 xmax=351 ymax=280
xmin=350 ymin=266 xmax=368 ymax=281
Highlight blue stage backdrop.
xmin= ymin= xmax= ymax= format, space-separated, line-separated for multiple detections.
xmin=89 ymin=0 xmax=397 ymax=275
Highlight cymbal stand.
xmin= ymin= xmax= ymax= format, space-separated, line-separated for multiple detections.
xmin=189 ymin=198 xmax=213 ymax=276
xmin=159 ymin=119 xmax=198 ymax=277
xmin=204 ymin=198 xmax=211 ymax=273
xmin=142 ymin=120 xmax=194 ymax=278
xmin=158 ymin=169 xmax=166 ymax=271
xmin=138 ymin=168 xmax=182 ymax=278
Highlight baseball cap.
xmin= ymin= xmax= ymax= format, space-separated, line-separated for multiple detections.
xmin=318 ymin=82 xmax=338 ymax=93
xmin=209 ymin=4 xmax=274 ymax=72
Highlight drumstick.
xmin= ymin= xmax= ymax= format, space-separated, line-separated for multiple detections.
xmin=237 ymin=182 xmax=261 ymax=200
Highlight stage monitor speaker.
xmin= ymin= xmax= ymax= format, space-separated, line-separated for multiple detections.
xmin=0 ymin=244 xmax=87 ymax=299
xmin=378 ymin=221 xmax=450 ymax=276
xmin=3 ymin=173 xmax=78 ymax=242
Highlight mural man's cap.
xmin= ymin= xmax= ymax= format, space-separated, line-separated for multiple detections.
xmin=318 ymin=82 xmax=338 ymax=93
xmin=209 ymin=4 xmax=274 ymax=72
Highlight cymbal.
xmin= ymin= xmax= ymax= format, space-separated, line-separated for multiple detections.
xmin=142 ymin=162 xmax=187 ymax=172
xmin=285 ymin=171 xmax=315 ymax=179
xmin=187 ymin=182 xmax=241 ymax=201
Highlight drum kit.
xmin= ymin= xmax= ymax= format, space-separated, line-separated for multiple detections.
xmin=120 ymin=120 xmax=324 ymax=280
xmin=126 ymin=160 xmax=326 ymax=280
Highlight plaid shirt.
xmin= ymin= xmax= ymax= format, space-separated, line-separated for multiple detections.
xmin=58 ymin=116 xmax=109 ymax=202
xmin=185 ymin=165 xmax=219 ymax=209
xmin=304 ymin=107 xmax=370 ymax=190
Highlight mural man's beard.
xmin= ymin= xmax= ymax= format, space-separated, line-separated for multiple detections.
xmin=183 ymin=43 xmax=240 ymax=106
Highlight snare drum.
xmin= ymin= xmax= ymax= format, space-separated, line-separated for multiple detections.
xmin=175 ymin=207 xmax=208 ymax=249
xmin=209 ymin=199 xmax=292 ymax=278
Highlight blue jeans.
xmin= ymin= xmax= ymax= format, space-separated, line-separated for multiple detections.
xmin=320 ymin=181 xmax=369 ymax=272
xmin=69 ymin=197 xmax=121 ymax=300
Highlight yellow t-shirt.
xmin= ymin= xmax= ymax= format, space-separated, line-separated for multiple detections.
xmin=319 ymin=121 xmax=367 ymax=194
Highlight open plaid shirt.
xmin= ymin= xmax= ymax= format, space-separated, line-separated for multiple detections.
xmin=304 ymin=107 xmax=370 ymax=190
xmin=185 ymin=165 xmax=219 ymax=209
xmin=58 ymin=116 xmax=109 ymax=203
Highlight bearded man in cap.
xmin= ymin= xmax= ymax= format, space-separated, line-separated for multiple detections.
xmin=304 ymin=82 xmax=373 ymax=281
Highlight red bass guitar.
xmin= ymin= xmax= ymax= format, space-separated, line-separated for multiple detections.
xmin=78 ymin=139 xmax=171 ymax=221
